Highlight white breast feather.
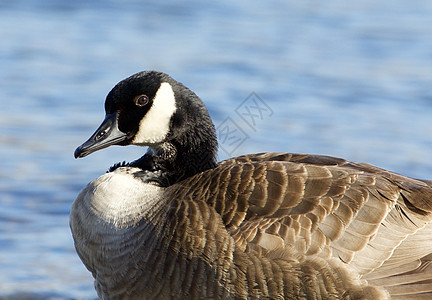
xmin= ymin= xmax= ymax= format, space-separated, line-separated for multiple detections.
xmin=79 ymin=168 xmax=164 ymax=228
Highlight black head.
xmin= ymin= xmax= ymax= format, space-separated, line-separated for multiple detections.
xmin=74 ymin=71 xmax=216 ymax=163
xmin=74 ymin=71 xmax=181 ymax=158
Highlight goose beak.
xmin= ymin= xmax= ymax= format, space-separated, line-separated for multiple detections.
xmin=74 ymin=112 xmax=128 ymax=158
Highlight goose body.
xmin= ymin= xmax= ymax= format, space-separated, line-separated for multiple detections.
xmin=71 ymin=71 xmax=432 ymax=299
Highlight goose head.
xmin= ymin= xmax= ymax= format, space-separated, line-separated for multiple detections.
xmin=74 ymin=71 xmax=218 ymax=183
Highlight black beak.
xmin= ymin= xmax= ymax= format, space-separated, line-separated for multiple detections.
xmin=74 ymin=112 xmax=128 ymax=158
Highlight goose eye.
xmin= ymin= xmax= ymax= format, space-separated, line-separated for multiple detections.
xmin=135 ymin=95 xmax=149 ymax=107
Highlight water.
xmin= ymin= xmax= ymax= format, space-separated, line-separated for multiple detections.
xmin=1 ymin=0 xmax=432 ymax=298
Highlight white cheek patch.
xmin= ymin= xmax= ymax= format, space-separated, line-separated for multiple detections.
xmin=132 ymin=82 xmax=177 ymax=145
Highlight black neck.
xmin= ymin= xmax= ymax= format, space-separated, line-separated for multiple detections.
xmin=120 ymin=120 xmax=217 ymax=186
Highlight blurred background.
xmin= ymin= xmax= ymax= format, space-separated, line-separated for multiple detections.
xmin=1 ymin=0 xmax=432 ymax=299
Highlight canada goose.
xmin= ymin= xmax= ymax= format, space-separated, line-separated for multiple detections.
xmin=71 ymin=71 xmax=432 ymax=299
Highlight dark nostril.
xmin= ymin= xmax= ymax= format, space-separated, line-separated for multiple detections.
xmin=96 ymin=130 xmax=107 ymax=140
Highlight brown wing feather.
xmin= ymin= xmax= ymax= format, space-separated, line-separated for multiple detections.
xmin=173 ymin=152 xmax=432 ymax=298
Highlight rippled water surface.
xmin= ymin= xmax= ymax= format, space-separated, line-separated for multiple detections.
xmin=1 ymin=1 xmax=432 ymax=298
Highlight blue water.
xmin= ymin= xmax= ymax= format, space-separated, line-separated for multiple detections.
xmin=1 ymin=1 xmax=432 ymax=298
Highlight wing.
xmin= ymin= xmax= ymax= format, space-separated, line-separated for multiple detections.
xmin=174 ymin=152 xmax=432 ymax=298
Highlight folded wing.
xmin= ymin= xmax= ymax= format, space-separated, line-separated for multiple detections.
xmin=175 ymin=152 xmax=432 ymax=298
